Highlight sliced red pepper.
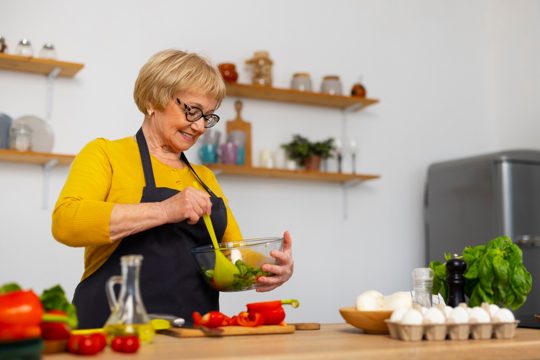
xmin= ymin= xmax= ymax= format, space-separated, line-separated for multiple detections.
xmin=236 ymin=311 xmax=264 ymax=327
xmin=0 ymin=324 xmax=41 ymax=342
xmin=246 ymin=299 xmax=299 ymax=325
xmin=192 ymin=311 xmax=230 ymax=328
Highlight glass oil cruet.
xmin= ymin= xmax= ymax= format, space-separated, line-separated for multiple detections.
xmin=104 ymin=255 xmax=155 ymax=343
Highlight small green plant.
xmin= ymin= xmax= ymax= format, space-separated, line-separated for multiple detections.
xmin=281 ymin=134 xmax=335 ymax=166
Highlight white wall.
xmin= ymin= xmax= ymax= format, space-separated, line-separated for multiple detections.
xmin=0 ymin=0 xmax=539 ymax=323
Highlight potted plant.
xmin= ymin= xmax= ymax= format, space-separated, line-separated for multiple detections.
xmin=281 ymin=135 xmax=335 ymax=171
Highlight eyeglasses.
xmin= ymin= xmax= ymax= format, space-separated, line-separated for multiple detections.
xmin=176 ymin=98 xmax=220 ymax=128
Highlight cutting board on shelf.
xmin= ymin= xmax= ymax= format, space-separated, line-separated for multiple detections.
xmin=226 ymin=100 xmax=252 ymax=167
xmin=158 ymin=324 xmax=295 ymax=338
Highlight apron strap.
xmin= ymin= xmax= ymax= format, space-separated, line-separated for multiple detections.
xmin=136 ymin=128 xmax=156 ymax=189
xmin=180 ymin=152 xmax=218 ymax=199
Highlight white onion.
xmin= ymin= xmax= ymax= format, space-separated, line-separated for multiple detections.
xmin=356 ymin=290 xmax=384 ymax=310
xmin=383 ymin=291 xmax=412 ymax=310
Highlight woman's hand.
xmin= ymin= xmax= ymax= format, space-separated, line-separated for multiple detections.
xmin=160 ymin=186 xmax=212 ymax=224
xmin=256 ymin=231 xmax=294 ymax=292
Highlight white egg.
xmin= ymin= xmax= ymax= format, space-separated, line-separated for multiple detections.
xmin=383 ymin=291 xmax=413 ymax=310
xmin=401 ymin=309 xmax=423 ymax=325
xmin=423 ymin=307 xmax=446 ymax=324
xmin=443 ymin=306 xmax=453 ymax=319
xmin=390 ymin=307 xmax=408 ymax=323
xmin=356 ymin=290 xmax=384 ymax=310
xmin=448 ymin=306 xmax=469 ymax=324
xmin=469 ymin=307 xmax=490 ymax=323
xmin=488 ymin=304 xmax=501 ymax=319
xmin=493 ymin=308 xmax=515 ymax=323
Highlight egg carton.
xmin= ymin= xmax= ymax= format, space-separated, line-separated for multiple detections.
xmin=385 ymin=320 xmax=519 ymax=341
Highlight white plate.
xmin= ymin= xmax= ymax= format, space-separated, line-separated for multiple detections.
xmin=12 ymin=115 xmax=54 ymax=152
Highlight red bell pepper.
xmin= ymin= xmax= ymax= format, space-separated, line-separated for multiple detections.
xmin=236 ymin=311 xmax=264 ymax=327
xmin=246 ymin=299 xmax=299 ymax=325
xmin=0 ymin=289 xmax=43 ymax=342
xmin=192 ymin=311 xmax=231 ymax=328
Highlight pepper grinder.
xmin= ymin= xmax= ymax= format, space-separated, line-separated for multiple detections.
xmin=446 ymin=254 xmax=467 ymax=307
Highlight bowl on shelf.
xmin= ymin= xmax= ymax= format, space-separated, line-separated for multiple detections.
xmin=339 ymin=307 xmax=393 ymax=334
xmin=191 ymin=237 xmax=283 ymax=292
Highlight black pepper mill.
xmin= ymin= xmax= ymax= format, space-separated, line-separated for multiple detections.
xmin=446 ymin=254 xmax=467 ymax=307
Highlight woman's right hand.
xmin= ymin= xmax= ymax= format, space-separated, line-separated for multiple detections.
xmin=160 ymin=186 xmax=212 ymax=224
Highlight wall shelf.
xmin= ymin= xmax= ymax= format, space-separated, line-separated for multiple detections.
xmin=207 ymin=164 xmax=379 ymax=185
xmin=0 ymin=53 xmax=84 ymax=77
xmin=225 ymin=83 xmax=378 ymax=111
xmin=0 ymin=149 xmax=74 ymax=166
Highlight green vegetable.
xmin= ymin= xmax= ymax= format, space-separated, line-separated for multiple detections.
xmin=429 ymin=236 xmax=532 ymax=310
xmin=203 ymin=260 xmax=267 ymax=291
xmin=40 ymin=285 xmax=78 ymax=328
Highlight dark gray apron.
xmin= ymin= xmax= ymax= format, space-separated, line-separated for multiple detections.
xmin=72 ymin=128 xmax=227 ymax=329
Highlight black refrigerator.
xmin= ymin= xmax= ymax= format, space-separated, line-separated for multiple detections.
xmin=425 ymin=150 xmax=540 ymax=328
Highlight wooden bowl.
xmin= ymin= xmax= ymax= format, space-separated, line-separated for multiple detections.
xmin=339 ymin=307 xmax=393 ymax=334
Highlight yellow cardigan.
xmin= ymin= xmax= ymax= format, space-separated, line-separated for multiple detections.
xmin=52 ymin=137 xmax=242 ymax=280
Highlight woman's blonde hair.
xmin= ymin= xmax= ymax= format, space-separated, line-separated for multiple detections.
xmin=134 ymin=49 xmax=226 ymax=115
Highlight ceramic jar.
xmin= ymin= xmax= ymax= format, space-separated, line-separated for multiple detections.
xmin=321 ymin=75 xmax=343 ymax=95
xmin=245 ymin=51 xmax=273 ymax=86
xmin=218 ymin=63 xmax=238 ymax=83
xmin=291 ymin=73 xmax=312 ymax=92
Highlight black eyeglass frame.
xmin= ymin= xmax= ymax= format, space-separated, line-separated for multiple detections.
xmin=175 ymin=98 xmax=220 ymax=128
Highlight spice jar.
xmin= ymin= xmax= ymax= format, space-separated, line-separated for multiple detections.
xmin=0 ymin=36 xmax=7 ymax=53
xmin=15 ymin=38 xmax=33 ymax=57
xmin=9 ymin=124 xmax=33 ymax=151
xmin=321 ymin=75 xmax=343 ymax=95
xmin=245 ymin=51 xmax=273 ymax=86
xmin=290 ymin=73 xmax=312 ymax=92
xmin=218 ymin=63 xmax=238 ymax=83
xmin=39 ymin=43 xmax=57 ymax=59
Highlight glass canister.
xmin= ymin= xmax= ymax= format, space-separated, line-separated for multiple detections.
xmin=9 ymin=124 xmax=32 ymax=151
xmin=245 ymin=51 xmax=273 ymax=86
xmin=15 ymin=38 xmax=33 ymax=57
xmin=321 ymin=75 xmax=343 ymax=95
xmin=290 ymin=72 xmax=312 ymax=92
xmin=104 ymin=255 xmax=155 ymax=344
xmin=39 ymin=43 xmax=57 ymax=60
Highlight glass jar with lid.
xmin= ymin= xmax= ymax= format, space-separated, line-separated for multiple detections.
xmin=245 ymin=51 xmax=273 ymax=86
xmin=291 ymin=73 xmax=312 ymax=92
xmin=9 ymin=124 xmax=33 ymax=151
xmin=15 ymin=38 xmax=33 ymax=57
xmin=321 ymin=75 xmax=343 ymax=95
xmin=39 ymin=43 xmax=57 ymax=60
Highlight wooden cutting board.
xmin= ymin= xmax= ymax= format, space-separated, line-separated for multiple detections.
xmin=158 ymin=324 xmax=295 ymax=338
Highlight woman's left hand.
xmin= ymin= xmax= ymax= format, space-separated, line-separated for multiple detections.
xmin=256 ymin=231 xmax=294 ymax=292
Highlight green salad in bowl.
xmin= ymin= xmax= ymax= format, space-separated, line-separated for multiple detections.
xmin=191 ymin=237 xmax=283 ymax=292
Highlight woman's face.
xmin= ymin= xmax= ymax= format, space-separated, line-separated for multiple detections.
xmin=151 ymin=91 xmax=218 ymax=153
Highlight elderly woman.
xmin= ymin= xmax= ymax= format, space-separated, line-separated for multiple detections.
xmin=52 ymin=49 xmax=294 ymax=329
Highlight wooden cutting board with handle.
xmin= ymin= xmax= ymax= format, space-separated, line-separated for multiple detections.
xmin=158 ymin=324 xmax=296 ymax=338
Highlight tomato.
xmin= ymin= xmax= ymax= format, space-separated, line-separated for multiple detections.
xmin=0 ymin=290 xmax=43 ymax=327
xmin=67 ymin=333 xmax=106 ymax=355
xmin=236 ymin=311 xmax=264 ymax=327
xmin=111 ymin=335 xmax=140 ymax=353
xmin=192 ymin=311 xmax=230 ymax=328
xmin=39 ymin=322 xmax=71 ymax=340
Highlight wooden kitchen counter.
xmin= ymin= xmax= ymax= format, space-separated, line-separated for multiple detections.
xmin=45 ymin=324 xmax=540 ymax=360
